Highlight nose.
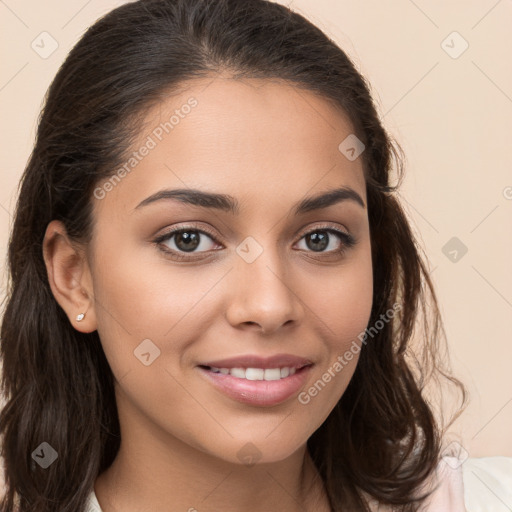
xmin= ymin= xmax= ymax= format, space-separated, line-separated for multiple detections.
xmin=225 ymin=245 xmax=305 ymax=334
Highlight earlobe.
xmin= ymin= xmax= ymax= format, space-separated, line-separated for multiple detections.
xmin=42 ymin=220 xmax=97 ymax=333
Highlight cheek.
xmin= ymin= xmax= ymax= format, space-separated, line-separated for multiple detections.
xmin=90 ymin=235 xmax=222 ymax=378
xmin=296 ymin=250 xmax=373 ymax=400
xmin=89 ymin=248 xmax=215 ymax=447
xmin=302 ymin=248 xmax=373 ymax=347
xmin=89 ymin=234 xmax=167 ymax=374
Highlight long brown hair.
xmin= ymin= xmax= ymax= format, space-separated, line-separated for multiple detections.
xmin=0 ymin=0 xmax=467 ymax=510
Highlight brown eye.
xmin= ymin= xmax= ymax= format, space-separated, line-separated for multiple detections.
xmin=295 ymin=226 xmax=356 ymax=255
xmin=154 ymin=226 xmax=220 ymax=259
xmin=304 ymin=231 xmax=330 ymax=252
xmin=172 ymin=230 xmax=201 ymax=252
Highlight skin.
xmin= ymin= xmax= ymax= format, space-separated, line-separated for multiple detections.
xmin=43 ymin=75 xmax=373 ymax=512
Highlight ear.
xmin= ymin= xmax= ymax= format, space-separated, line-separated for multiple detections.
xmin=42 ymin=220 xmax=97 ymax=333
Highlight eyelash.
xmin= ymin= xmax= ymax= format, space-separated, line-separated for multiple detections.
xmin=153 ymin=222 xmax=356 ymax=262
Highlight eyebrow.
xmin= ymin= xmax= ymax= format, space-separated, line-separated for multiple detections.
xmin=134 ymin=186 xmax=366 ymax=215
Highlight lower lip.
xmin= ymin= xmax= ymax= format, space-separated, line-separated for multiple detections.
xmin=197 ymin=366 xmax=313 ymax=407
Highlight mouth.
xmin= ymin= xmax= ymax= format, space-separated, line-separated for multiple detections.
xmin=196 ymin=356 xmax=314 ymax=407
xmin=198 ymin=364 xmax=310 ymax=381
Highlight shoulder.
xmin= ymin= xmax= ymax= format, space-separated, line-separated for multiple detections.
xmin=461 ymin=456 xmax=512 ymax=511
xmin=417 ymin=455 xmax=512 ymax=512
xmin=85 ymin=489 xmax=103 ymax=512
xmin=413 ymin=455 xmax=466 ymax=511
xmin=366 ymin=455 xmax=512 ymax=511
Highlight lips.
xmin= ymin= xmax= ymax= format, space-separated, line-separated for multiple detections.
xmin=196 ymin=353 xmax=314 ymax=406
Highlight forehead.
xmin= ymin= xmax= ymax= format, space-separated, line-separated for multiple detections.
xmin=94 ymin=76 xmax=367 ymax=217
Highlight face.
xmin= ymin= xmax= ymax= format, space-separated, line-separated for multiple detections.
xmin=86 ymin=76 xmax=373 ymax=465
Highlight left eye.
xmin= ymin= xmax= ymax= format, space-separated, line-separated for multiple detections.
xmin=296 ymin=228 xmax=353 ymax=253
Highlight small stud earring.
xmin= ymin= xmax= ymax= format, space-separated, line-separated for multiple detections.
xmin=76 ymin=313 xmax=85 ymax=322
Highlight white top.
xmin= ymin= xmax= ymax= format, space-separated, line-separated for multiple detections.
xmin=85 ymin=456 xmax=512 ymax=511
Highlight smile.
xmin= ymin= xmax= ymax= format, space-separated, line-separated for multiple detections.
xmin=197 ymin=364 xmax=313 ymax=407
xmin=203 ymin=366 xmax=297 ymax=380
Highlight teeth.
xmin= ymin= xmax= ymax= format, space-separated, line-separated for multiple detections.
xmin=264 ymin=368 xmax=281 ymax=381
xmin=245 ymin=368 xmax=264 ymax=380
xmin=207 ymin=366 xmax=300 ymax=380
xmin=230 ymin=367 xmax=246 ymax=378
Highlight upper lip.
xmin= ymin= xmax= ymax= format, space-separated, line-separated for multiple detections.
xmin=199 ymin=353 xmax=313 ymax=369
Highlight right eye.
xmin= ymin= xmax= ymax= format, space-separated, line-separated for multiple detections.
xmin=153 ymin=225 xmax=222 ymax=260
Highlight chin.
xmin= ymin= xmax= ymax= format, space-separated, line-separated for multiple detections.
xmin=211 ymin=435 xmax=307 ymax=467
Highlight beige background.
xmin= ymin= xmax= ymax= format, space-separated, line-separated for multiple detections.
xmin=0 ymin=0 xmax=511 ymax=468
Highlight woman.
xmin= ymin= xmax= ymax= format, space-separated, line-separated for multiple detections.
xmin=0 ymin=0 xmax=472 ymax=510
